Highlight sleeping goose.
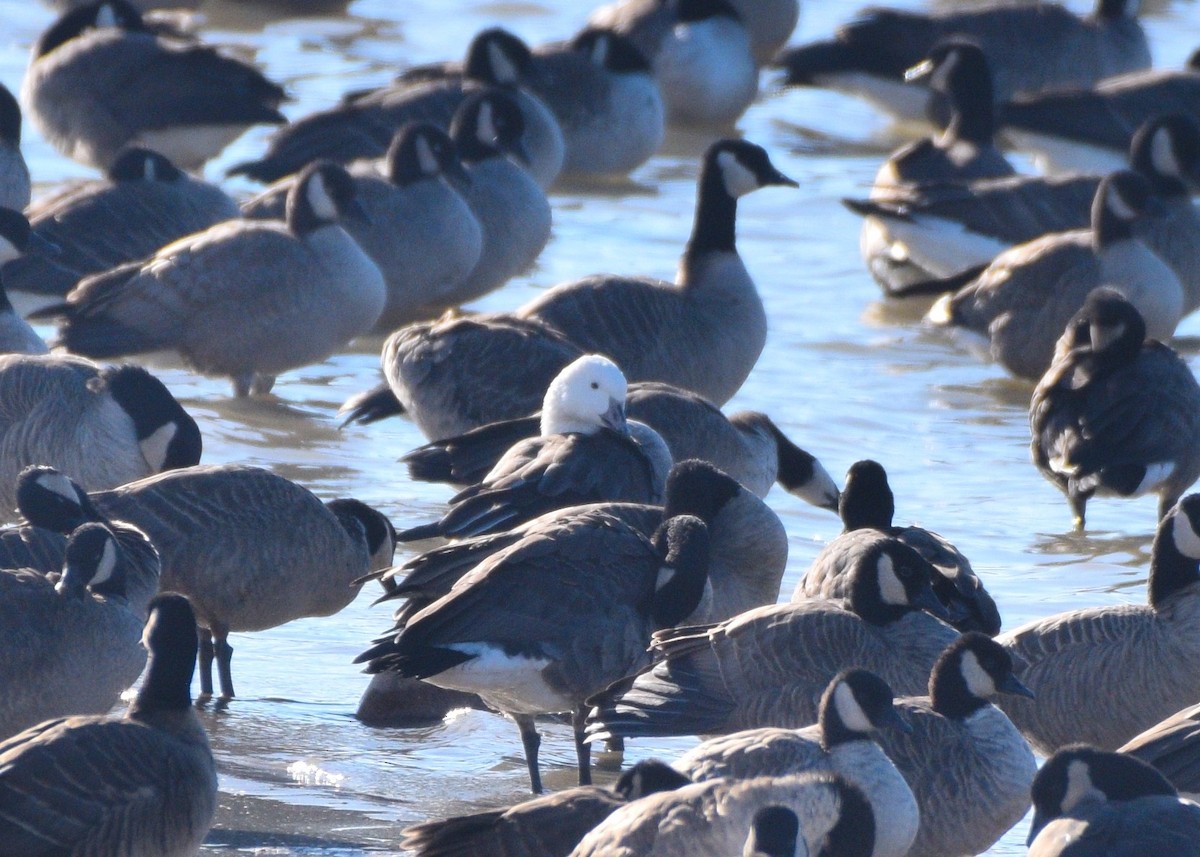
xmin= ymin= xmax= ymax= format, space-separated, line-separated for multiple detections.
xmin=35 ymin=161 xmax=385 ymax=397
xmin=1120 ymin=702 xmax=1200 ymax=798
xmin=0 ymin=593 xmax=217 ymax=856
xmin=996 ymin=492 xmax=1200 ymax=755
xmin=1027 ymin=745 xmax=1200 ymax=856
xmin=926 ymin=170 xmax=1183 ymax=380
xmin=22 ymin=0 xmax=286 ymax=170
xmin=676 ymin=670 xmax=918 ymax=857
xmin=1031 ymin=290 xmax=1200 ymax=528
xmin=798 ymin=459 xmax=1001 ymax=635
xmin=16 ymin=464 xmax=396 ymax=701
xmin=774 ymin=0 xmax=1149 ymax=123
xmin=0 ymin=84 xmax=30 ymax=211
xmin=396 ymin=355 xmax=671 ymax=542
xmin=358 ymin=514 xmax=710 ymax=793
xmin=586 ymin=535 xmax=956 ymax=741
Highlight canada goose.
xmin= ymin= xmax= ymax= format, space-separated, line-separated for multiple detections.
xmin=1027 ymin=745 xmax=1200 ymax=856
xmin=227 ymin=27 xmax=565 ymax=188
xmin=22 ymin=0 xmax=286 ymax=170
xmin=1031 ymin=291 xmax=1200 ymax=528
xmin=0 ymin=209 xmax=51 ymax=356
xmin=0 ymin=84 xmax=30 ymax=212
xmin=396 ymin=355 xmax=671 ymax=542
xmin=996 ymin=493 xmax=1200 ymax=755
xmin=0 ymin=354 xmax=201 ymax=515
xmin=35 ymin=161 xmax=386 ymax=398
xmin=358 ymin=513 xmax=710 ymax=793
xmin=16 ymin=464 xmax=396 ymax=700
xmin=676 ymin=670 xmax=918 ymax=857
xmin=774 ymin=0 xmax=1149 ymax=123
xmin=869 ymin=633 xmax=1035 ymax=857
xmin=586 ymin=536 xmax=956 ymax=740
xmin=799 ymin=459 xmax=1001 ymax=635
xmin=568 ymin=772 xmax=875 ymax=857
xmin=926 ymin=170 xmax=1184 ymax=380
xmin=744 ymin=806 xmax=800 ymax=857
xmin=518 ymin=138 xmax=795 ymax=405
xmin=1002 ymin=51 xmax=1200 ymax=175
xmin=0 ymin=593 xmax=217 ymax=856
xmin=3 ymin=147 xmax=239 ymax=298
xmin=400 ymin=758 xmax=692 ymax=857
xmin=0 ymin=523 xmax=145 ymax=741
xmin=1120 ymin=702 xmax=1200 ymax=798
xmin=242 ymin=124 xmax=484 ymax=331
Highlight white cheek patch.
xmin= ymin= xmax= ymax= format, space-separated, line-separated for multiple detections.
xmin=487 ymin=42 xmax=519 ymax=84
xmin=833 ymin=682 xmax=874 ymax=733
xmin=655 ymin=565 xmax=676 ymax=592
xmin=875 ymin=554 xmax=908 ymax=606
xmin=476 ymin=101 xmax=498 ymax=148
xmin=39 ymin=472 xmax=84 ymax=505
xmin=1135 ymin=462 xmax=1176 ymax=494
xmin=718 ymin=150 xmax=760 ymax=198
xmin=590 ymin=35 xmax=610 ymax=67
xmin=1172 ymin=509 xmax=1200 ymax=559
xmin=1151 ymin=128 xmax=1182 ymax=179
xmin=144 ymin=158 xmax=158 ymax=182
xmin=0 ymin=234 xmax=19 ymax=265
xmin=1089 ymin=321 xmax=1127 ymax=353
xmin=139 ymin=422 xmax=178 ymax=472
xmin=960 ymin=650 xmax=996 ymax=699
xmin=1106 ymin=183 xmax=1139 ymax=221
xmin=95 ymin=3 xmax=119 ymax=28
xmin=1062 ymin=760 xmax=1102 ymax=813
xmin=415 ymin=135 xmax=439 ymax=176
xmin=305 ymin=171 xmax=339 ymax=222
xmin=89 ymin=537 xmax=119 ymax=587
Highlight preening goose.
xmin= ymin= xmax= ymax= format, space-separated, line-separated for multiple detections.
xmin=396 ymin=355 xmax=671 ymax=542
xmin=36 ymin=161 xmax=385 ymax=397
xmin=1027 ymin=745 xmax=1200 ymax=856
xmin=586 ymin=536 xmax=956 ymax=740
xmin=676 ymin=670 xmax=918 ymax=857
xmin=358 ymin=514 xmax=710 ymax=793
xmin=1120 ymin=702 xmax=1200 ymax=798
xmin=0 ymin=594 xmax=217 ymax=856
xmin=0 ymin=84 xmax=30 ymax=211
xmin=22 ymin=0 xmax=286 ymax=170
xmin=1030 ymin=290 xmax=1200 ymax=528
xmin=996 ymin=493 xmax=1200 ymax=755
xmin=927 ymin=170 xmax=1184 ymax=380
xmin=16 ymin=464 xmax=396 ymax=701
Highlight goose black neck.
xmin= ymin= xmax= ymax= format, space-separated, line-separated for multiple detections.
xmin=36 ymin=1 xmax=144 ymax=58
xmin=1095 ymin=0 xmax=1136 ymax=19
xmin=650 ymin=517 xmax=710 ymax=627
xmin=943 ymin=88 xmax=995 ymax=147
xmin=1091 ymin=188 xmax=1137 ymax=250
xmin=824 ymin=781 xmax=877 ymax=857
xmin=840 ymin=461 xmax=895 ymax=531
xmin=1149 ymin=515 xmax=1200 ymax=608
xmin=130 ymin=602 xmax=198 ymax=717
xmin=683 ymin=158 xmax=738 ymax=266
xmin=0 ymin=86 xmax=20 ymax=146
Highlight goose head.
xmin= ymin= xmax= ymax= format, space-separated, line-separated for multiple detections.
xmin=0 ymin=208 xmax=49 ymax=266
xmin=16 ymin=466 xmax=101 ymax=533
xmin=612 ymin=758 xmax=692 ymax=800
xmin=744 ymin=805 xmax=800 ymax=857
xmin=327 ymin=498 xmax=397 ymax=572
xmin=384 ymin=124 xmax=469 ymax=189
xmin=1095 ymin=0 xmax=1141 ymax=20
xmin=661 ymin=459 xmax=742 ymax=525
xmin=36 ymin=0 xmax=146 ymax=58
xmin=907 ymin=39 xmax=995 ymax=144
xmin=929 ymin=632 xmax=1034 ymax=720
xmin=0 ymin=84 xmax=20 ymax=148
xmin=56 ymin=522 xmax=123 ymax=599
xmin=729 ymin=412 xmax=840 ymax=510
xmin=107 ymin=147 xmax=184 ymax=184
xmin=677 ymin=0 xmax=744 ymax=25
xmin=650 ymin=514 xmax=711 ymax=628
xmin=839 ymin=460 xmax=896 ymax=532
xmin=1091 ymin=170 xmax=1164 ymax=250
xmin=450 ymin=88 xmax=530 ymax=166
xmin=463 ymin=28 xmax=533 ymax=87
xmin=1058 ymin=289 xmax=1147 ymax=381
xmin=104 ymin=365 xmax=203 ymax=473
xmin=705 ymin=139 xmax=798 ymax=201
xmin=846 ymin=537 xmax=951 ymax=625
xmin=540 ymin=354 xmax=629 ymax=436
xmin=286 ymin=161 xmax=368 ymax=234
xmin=571 ymin=28 xmax=652 ymax=74
xmin=819 ymin=669 xmax=911 ymax=751
xmin=132 ymin=593 xmax=200 ymax=716
xmin=1149 ymin=494 xmax=1200 ymax=608
xmin=1129 ymin=114 xmax=1200 ymax=197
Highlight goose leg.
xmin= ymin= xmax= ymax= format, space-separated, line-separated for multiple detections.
xmin=198 ymin=628 xmax=215 ymax=700
xmin=1068 ymin=489 xmax=1090 ymax=531
xmin=214 ymin=627 xmax=235 ymax=699
xmin=250 ymin=374 xmax=276 ymax=397
xmin=515 ymin=714 xmax=543 ymax=794
xmin=232 ymin=373 xmax=254 ymax=398
xmin=573 ymin=705 xmax=592 ymax=786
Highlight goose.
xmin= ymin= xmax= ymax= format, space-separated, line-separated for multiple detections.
xmin=16 ymin=464 xmax=396 ymax=700
xmin=400 ymin=758 xmax=692 ymax=857
xmin=798 ymin=459 xmax=1001 ymax=635
xmin=568 ymin=772 xmax=875 ymax=857
xmin=22 ymin=0 xmax=286 ymax=170
xmin=396 ymin=355 xmax=671 ymax=543
xmin=1119 ymin=702 xmax=1200 ymax=798
xmin=242 ymin=124 xmax=484 ymax=331
xmin=34 ymin=161 xmax=386 ymax=397
xmin=0 ymin=84 xmax=30 ymax=211
xmin=0 ymin=209 xmax=52 ymax=356
xmin=1002 ymin=50 xmax=1200 ymax=175
xmin=227 ymin=27 xmax=565 ymax=188
xmin=926 ymin=170 xmax=1184 ymax=380
xmin=773 ymin=0 xmax=1149 ymax=123
xmin=872 ymin=633 xmax=1036 ymax=857
xmin=744 ymin=806 xmax=801 ymax=857
xmin=586 ymin=535 xmax=956 ymax=741
xmin=1031 ymin=291 xmax=1200 ymax=528
xmin=0 ymin=593 xmax=217 ymax=856
xmin=0 ymin=354 xmax=201 ymax=514
xmin=1027 ymin=745 xmax=1200 ymax=856
xmin=358 ymin=513 xmax=710 ymax=793
xmin=676 ymin=670 xmax=918 ymax=857
xmin=3 ymin=147 xmax=239 ymax=298
xmin=996 ymin=493 xmax=1200 ymax=755
xmin=0 ymin=522 xmax=145 ymax=741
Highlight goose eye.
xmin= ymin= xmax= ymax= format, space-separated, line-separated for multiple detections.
xmin=896 ymin=563 xmax=912 ymax=579
xmin=590 ymin=381 xmax=599 ymax=389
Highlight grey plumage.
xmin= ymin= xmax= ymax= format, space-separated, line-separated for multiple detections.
xmin=1120 ymin=703 xmax=1200 ymax=798
xmin=0 ymin=84 xmax=30 ymax=212
xmin=0 ymin=209 xmax=51 ymax=356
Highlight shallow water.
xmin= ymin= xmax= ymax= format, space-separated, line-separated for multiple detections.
xmin=3 ymin=0 xmax=1200 ymax=853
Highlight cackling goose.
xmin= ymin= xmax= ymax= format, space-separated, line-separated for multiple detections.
xmin=799 ymin=459 xmax=1001 ymax=635
xmin=996 ymin=493 xmax=1200 ymax=755
xmin=0 ymin=523 xmax=145 ymax=741
xmin=0 ymin=593 xmax=217 ymax=856
xmin=676 ymin=669 xmax=918 ymax=857
xmin=16 ymin=464 xmax=396 ymax=700
xmin=568 ymin=772 xmax=875 ymax=857
xmin=242 ymin=124 xmax=484 ymax=331
xmin=1120 ymin=702 xmax=1200 ymax=798
xmin=873 ymin=633 xmax=1036 ymax=857
xmin=586 ymin=535 xmax=956 ymax=740
xmin=358 ymin=513 xmax=710 ymax=793
xmin=927 ymin=170 xmax=1184 ymax=380
xmin=0 ymin=84 xmax=30 ymax=212
xmin=1031 ymin=290 xmax=1200 ymax=528
xmin=0 ymin=209 xmax=51 ymax=356
xmin=396 ymin=355 xmax=671 ymax=542
xmin=36 ymin=161 xmax=386 ymax=397
xmin=774 ymin=0 xmax=1149 ymax=123
xmin=3 ymin=147 xmax=239 ymax=298
xmin=400 ymin=758 xmax=692 ymax=857
xmin=22 ymin=0 xmax=286 ymax=170
xmin=1027 ymin=745 xmax=1200 ymax=856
